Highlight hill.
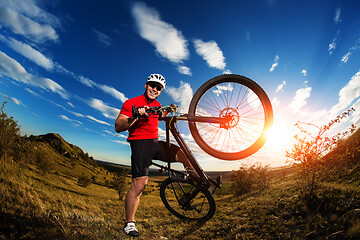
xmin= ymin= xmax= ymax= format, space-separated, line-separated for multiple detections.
xmin=0 ymin=103 xmax=359 ymax=239
xmin=0 ymin=104 xmax=129 ymax=239
xmin=29 ymin=133 xmax=95 ymax=165
xmin=320 ymin=127 xmax=360 ymax=185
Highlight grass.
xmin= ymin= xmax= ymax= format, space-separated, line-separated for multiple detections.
xmin=2 ymin=154 xmax=359 ymax=239
xmin=0 ymin=157 xmax=123 ymax=239
xmin=1 ymin=103 xmax=359 ymax=239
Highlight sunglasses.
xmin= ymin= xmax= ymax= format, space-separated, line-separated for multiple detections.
xmin=148 ymin=82 xmax=163 ymax=91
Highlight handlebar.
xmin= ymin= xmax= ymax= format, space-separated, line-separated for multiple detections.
xmin=133 ymin=105 xmax=234 ymax=126
xmin=132 ymin=105 xmax=177 ymax=118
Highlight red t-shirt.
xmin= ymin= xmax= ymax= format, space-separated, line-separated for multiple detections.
xmin=120 ymin=94 xmax=161 ymax=140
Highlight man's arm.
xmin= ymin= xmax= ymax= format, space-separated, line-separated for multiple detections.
xmin=115 ymin=107 xmax=147 ymax=133
xmin=115 ymin=114 xmax=137 ymax=133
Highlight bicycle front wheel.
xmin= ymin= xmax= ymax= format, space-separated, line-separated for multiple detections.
xmin=160 ymin=177 xmax=215 ymax=221
xmin=188 ymin=74 xmax=273 ymax=160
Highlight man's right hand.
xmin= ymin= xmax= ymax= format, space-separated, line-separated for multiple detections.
xmin=132 ymin=105 xmax=148 ymax=119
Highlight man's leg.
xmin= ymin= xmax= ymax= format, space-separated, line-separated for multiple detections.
xmin=173 ymin=147 xmax=202 ymax=178
xmin=157 ymin=141 xmax=197 ymax=176
xmin=125 ymin=176 xmax=148 ymax=222
xmin=174 ymin=148 xmax=194 ymax=170
xmin=123 ymin=176 xmax=148 ymax=237
xmin=175 ymin=147 xmax=221 ymax=191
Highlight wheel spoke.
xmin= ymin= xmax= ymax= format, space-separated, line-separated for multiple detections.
xmin=160 ymin=178 xmax=215 ymax=220
xmin=195 ymin=85 xmax=265 ymax=153
xmin=188 ymin=75 xmax=273 ymax=160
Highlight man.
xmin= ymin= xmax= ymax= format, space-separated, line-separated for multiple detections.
xmin=115 ymin=74 xmax=193 ymax=237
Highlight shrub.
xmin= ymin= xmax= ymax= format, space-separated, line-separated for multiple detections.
xmin=0 ymin=102 xmax=21 ymax=160
xmin=231 ymin=163 xmax=271 ymax=196
xmin=35 ymin=148 xmax=54 ymax=174
xmin=0 ymin=102 xmax=41 ymax=165
xmin=106 ymin=169 xmax=127 ymax=200
xmin=286 ymin=108 xmax=356 ymax=167
xmin=77 ymin=174 xmax=91 ymax=187
xmin=286 ymin=108 xmax=356 ymax=207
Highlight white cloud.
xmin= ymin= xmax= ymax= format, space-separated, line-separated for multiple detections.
xmin=341 ymin=52 xmax=351 ymax=63
xmin=331 ymin=70 xmax=360 ymax=115
xmin=329 ymin=37 xmax=337 ymax=55
xmin=132 ymin=2 xmax=189 ymax=64
xmin=0 ymin=50 xmax=68 ymax=99
xmin=52 ymin=101 xmax=84 ymax=118
xmin=0 ymin=34 xmax=54 ymax=70
xmin=78 ymin=75 xmax=96 ymax=88
xmin=0 ymin=0 xmax=61 ymax=27
xmin=334 ymin=8 xmax=341 ymax=25
xmin=25 ymin=88 xmax=41 ymax=97
xmin=275 ymin=81 xmax=286 ymax=93
xmin=104 ymin=129 xmax=127 ymax=139
xmin=269 ymin=55 xmax=279 ymax=72
xmin=86 ymin=115 xmax=111 ymax=126
xmin=193 ymin=39 xmax=226 ymax=70
xmin=301 ymin=70 xmax=307 ymax=77
xmin=329 ymin=30 xmax=340 ymax=55
xmin=70 ymin=111 xmax=84 ymax=118
xmin=92 ymin=28 xmax=112 ymax=47
xmin=0 ymin=50 xmax=26 ymax=74
xmin=223 ymin=69 xmax=232 ymax=74
xmin=54 ymin=64 xmax=74 ymax=77
xmin=341 ymin=38 xmax=360 ymax=63
xmin=67 ymin=102 xmax=74 ymax=108
xmin=272 ymin=97 xmax=280 ymax=106
xmin=112 ymin=140 xmax=129 ymax=145
xmin=0 ymin=2 xmax=59 ymax=42
xmin=289 ymin=87 xmax=312 ymax=113
xmin=88 ymin=98 xmax=120 ymax=120
xmin=59 ymin=115 xmax=70 ymax=121
xmin=177 ymin=65 xmax=192 ymax=76
xmin=59 ymin=114 xmax=82 ymax=126
xmin=165 ymin=81 xmax=193 ymax=113
xmin=77 ymin=75 xmax=128 ymax=103
xmin=307 ymin=108 xmax=329 ymax=125
xmin=97 ymin=84 xmax=128 ymax=103
xmin=0 ymin=91 xmax=24 ymax=106
xmin=105 ymin=129 xmax=129 ymax=145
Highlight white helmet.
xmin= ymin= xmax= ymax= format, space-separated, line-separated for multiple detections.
xmin=146 ymin=73 xmax=166 ymax=89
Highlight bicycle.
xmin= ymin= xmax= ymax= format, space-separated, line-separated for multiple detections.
xmin=138 ymin=74 xmax=273 ymax=221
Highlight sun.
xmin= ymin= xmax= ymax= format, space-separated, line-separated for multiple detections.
xmin=264 ymin=118 xmax=296 ymax=150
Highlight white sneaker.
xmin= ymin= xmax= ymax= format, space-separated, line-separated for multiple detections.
xmin=123 ymin=222 xmax=139 ymax=237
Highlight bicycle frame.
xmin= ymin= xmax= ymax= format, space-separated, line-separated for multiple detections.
xmin=154 ymin=114 xmax=222 ymax=188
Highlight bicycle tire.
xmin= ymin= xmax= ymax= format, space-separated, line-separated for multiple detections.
xmin=188 ymin=74 xmax=273 ymax=160
xmin=160 ymin=177 xmax=215 ymax=221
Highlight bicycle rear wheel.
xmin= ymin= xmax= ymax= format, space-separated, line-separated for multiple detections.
xmin=188 ymin=74 xmax=273 ymax=160
xmin=160 ymin=177 xmax=215 ymax=221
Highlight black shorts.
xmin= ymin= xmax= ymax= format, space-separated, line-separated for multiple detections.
xmin=129 ymin=139 xmax=180 ymax=178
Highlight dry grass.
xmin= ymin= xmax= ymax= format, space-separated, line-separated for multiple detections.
xmin=1 ymin=104 xmax=359 ymax=239
xmin=1 ymin=154 xmax=360 ymax=239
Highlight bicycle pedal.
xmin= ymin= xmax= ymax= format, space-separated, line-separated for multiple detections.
xmin=216 ymin=175 xmax=222 ymax=187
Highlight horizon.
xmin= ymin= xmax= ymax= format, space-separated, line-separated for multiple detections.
xmin=1 ymin=0 xmax=360 ymax=171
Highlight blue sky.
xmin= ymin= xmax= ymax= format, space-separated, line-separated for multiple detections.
xmin=1 ymin=0 xmax=360 ymax=171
